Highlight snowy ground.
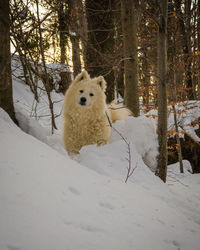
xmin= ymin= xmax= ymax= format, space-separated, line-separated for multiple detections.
xmin=0 ymin=61 xmax=200 ymax=250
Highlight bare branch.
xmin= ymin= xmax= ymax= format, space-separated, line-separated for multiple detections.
xmin=105 ymin=111 xmax=137 ymax=183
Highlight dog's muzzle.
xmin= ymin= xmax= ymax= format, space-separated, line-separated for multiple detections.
xmin=79 ymin=97 xmax=87 ymax=106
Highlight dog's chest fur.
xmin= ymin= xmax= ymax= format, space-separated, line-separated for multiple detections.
xmin=70 ymin=109 xmax=107 ymax=139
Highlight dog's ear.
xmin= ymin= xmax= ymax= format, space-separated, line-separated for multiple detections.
xmin=96 ymin=76 xmax=107 ymax=92
xmin=74 ymin=70 xmax=90 ymax=83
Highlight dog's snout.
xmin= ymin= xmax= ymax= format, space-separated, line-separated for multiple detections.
xmin=80 ymin=97 xmax=87 ymax=105
xmin=80 ymin=97 xmax=86 ymax=103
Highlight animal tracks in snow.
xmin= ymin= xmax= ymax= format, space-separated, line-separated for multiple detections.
xmin=63 ymin=220 xmax=104 ymax=233
xmin=68 ymin=186 xmax=81 ymax=196
xmin=99 ymin=201 xmax=115 ymax=210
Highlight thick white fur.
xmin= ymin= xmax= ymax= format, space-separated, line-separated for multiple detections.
xmin=108 ymin=102 xmax=132 ymax=123
xmin=63 ymin=70 xmax=130 ymax=154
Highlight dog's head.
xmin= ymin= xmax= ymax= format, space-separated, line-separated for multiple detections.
xmin=66 ymin=71 xmax=107 ymax=109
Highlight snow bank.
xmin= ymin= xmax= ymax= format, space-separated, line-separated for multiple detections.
xmin=12 ymin=64 xmax=159 ymax=172
xmin=3 ymin=57 xmax=198 ymax=249
xmin=147 ymin=101 xmax=200 ymax=142
xmin=111 ymin=116 xmax=158 ymax=171
xmin=76 ymin=116 xmax=158 ymax=182
xmin=0 ymin=109 xmax=200 ymax=250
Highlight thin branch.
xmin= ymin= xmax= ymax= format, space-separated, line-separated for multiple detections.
xmin=105 ymin=111 xmax=137 ymax=183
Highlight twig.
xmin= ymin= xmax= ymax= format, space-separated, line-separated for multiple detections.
xmin=105 ymin=111 xmax=137 ymax=183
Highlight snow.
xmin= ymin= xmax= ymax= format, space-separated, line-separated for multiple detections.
xmin=146 ymin=101 xmax=200 ymax=141
xmin=0 ymin=59 xmax=200 ymax=250
xmin=1 ymin=109 xmax=200 ymax=250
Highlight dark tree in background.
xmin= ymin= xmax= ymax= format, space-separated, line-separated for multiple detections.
xmin=68 ymin=0 xmax=82 ymax=77
xmin=156 ymin=0 xmax=168 ymax=182
xmin=85 ymin=0 xmax=116 ymax=102
xmin=175 ymin=0 xmax=194 ymax=100
xmin=0 ymin=0 xmax=17 ymax=124
xmin=58 ymin=0 xmax=68 ymax=64
xmin=121 ymin=0 xmax=139 ymax=116
xmin=198 ymin=0 xmax=200 ymax=99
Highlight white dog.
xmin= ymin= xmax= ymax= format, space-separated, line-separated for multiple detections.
xmin=63 ymin=71 xmax=130 ymax=154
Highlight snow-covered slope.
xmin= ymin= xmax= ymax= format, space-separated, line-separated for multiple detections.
xmin=12 ymin=68 xmax=159 ymax=172
xmin=0 ymin=58 xmax=200 ymax=250
xmin=0 ymin=110 xmax=200 ymax=250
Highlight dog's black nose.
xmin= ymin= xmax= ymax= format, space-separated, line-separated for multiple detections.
xmin=80 ymin=97 xmax=87 ymax=105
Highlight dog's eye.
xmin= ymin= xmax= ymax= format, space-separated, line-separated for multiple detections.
xmin=89 ymin=93 xmax=94 ymax=97
xmin=80 ymin=90 xmax=84 ymax=93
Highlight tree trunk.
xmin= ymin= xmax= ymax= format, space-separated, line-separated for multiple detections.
xmin=121 ymin=0 xmax=139 ymax=116
xmin=168 ymin=9 xmax=184 ymax=174
xmin=0 ymin=0 xmax=17 ymax=124
xmin=198 ymin=0 xmax=200 ymax=99
xmin=113 ymin=0 xmax=124 ymax=100
xmin=76 ymin=0 xmax=88 ymax=66
xmin=175 ymin=0 xmax=194 ymax=100
xmin=143 ymin=51 xmax=150 ymax=108
xmin=156 ymin=0 xmax=168 ymax=182
xmin=58 ymin=1 xmax=67 ymax=64
xmin=172 ymin=103 xmax=184 ymax=173
xmin=69 ymin=0 xmax=82 ymax=76
xmin=85 ymin=0 xmax=115 ymax=102
xmin=70 ymin=36 xmax=81 ymax=77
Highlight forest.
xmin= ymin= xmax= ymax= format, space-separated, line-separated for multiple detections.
xmin=0 ymin=0 xmax=200 ymax=181
xmin=0 ymin=1 xmax=200 ymax=249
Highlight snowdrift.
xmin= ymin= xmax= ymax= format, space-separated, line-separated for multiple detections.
xmin=0 ymin=57 xmax=199 ymax=249
xmin=0 ymin=108 xmax=200 ymax=250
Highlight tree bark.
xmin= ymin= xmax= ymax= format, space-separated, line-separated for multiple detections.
xmin=58 ymin=1 xmax=67 ymax=64
xmin=156 ymin=0 xmax=168 ymax=182
xmin=0 ymin=0 xmax=17 ymax=124
xmin=198 ymin=0 xmax=200 ymax=99
xmin=175 ymin=0 xmax=194 ymax=100
xmin=85 ymin=0 xmax=115 ymax=102
xmin=70 ymin=36 xmax=81 ymax=77
xmin=121 ymin=0 xmax=139 ymax=116
xmin=69 ymin=0 xmax=82 ymax=76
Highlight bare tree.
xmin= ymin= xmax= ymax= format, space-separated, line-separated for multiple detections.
xmin=198 ymin=0 xmax=200 ymax=99
xmin=85 ymin=0 xmax=116 ymax=102
xmin=0 ymin=0 xmax=17 ymax=124
xmin=175 ymin=0 xmax=194 ymax=100
xmin=121 ymin=0 xmax=139 ymax=116
xmin=58 ymin=0 xmax=68 ymax=64
xmin=156 ymin=0 xmax=168 ymax=182
xmin=69 ymin=0 xmax=82 ymax=76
